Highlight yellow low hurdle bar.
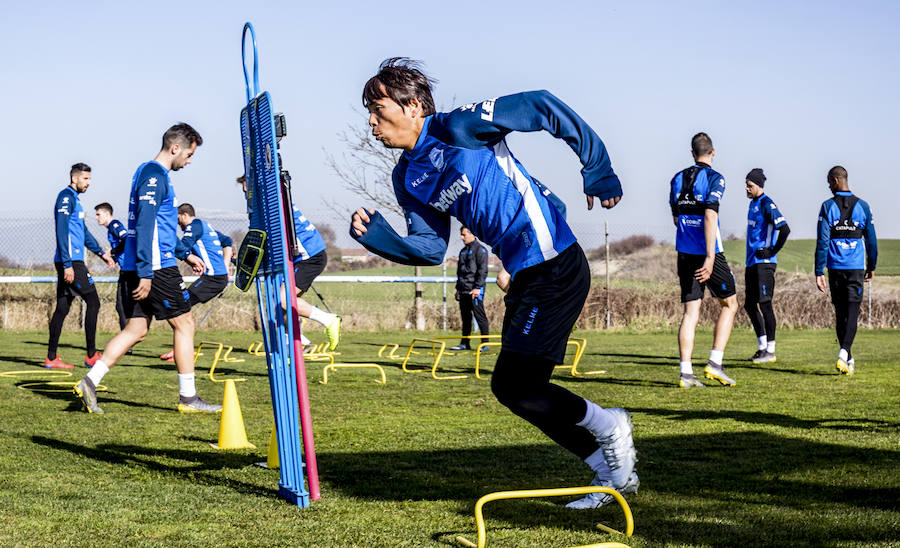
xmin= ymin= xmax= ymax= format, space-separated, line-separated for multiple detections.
xmin=321 ymin=363 xmax=386 ymax=385
xmin=455 ymin=486 xmax=634 ymax=548
xmin=474 ymin=338 xmax=604 ymax=379
xmin=195 ymin=341 xmax=246 ymax=383
xmin=401 ymin=335 xmax=502 ymax=381
xmin=247 ymin=341 xmax=265 ymax=356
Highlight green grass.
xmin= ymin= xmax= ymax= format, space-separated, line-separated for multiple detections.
xmin=722 ymin=239 xmax=899 ymax=276
xmin=0 ymin=327 xmax=898 ymax=547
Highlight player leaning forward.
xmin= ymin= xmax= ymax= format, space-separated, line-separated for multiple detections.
xmin=74 ymin=124 xmax=221 ymax=414
xmin=350 ymin=58 xmax=637 ymax=508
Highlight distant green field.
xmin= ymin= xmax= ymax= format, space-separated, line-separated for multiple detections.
xmin=723 ymin=239 xmax=898 ymax=276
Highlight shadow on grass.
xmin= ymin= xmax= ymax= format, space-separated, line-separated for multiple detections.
xmin=14 ymin=380 xmax=176 ymax=412
xmin=631 ymin=406 xmax=900 ymax=432
xmin=318 ymin=432 xmax=899 ymax=546
xmin=31 ymin=435 xmax=272 ymax=499
xmin=0 ymin=353 xmax=46 ymax=367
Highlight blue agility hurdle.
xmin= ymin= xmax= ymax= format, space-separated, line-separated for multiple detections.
xmin=237 ymin=22 xmax=318 ymax=506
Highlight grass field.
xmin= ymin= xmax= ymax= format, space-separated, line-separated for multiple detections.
xmin=722 ymin=239 xmax=900 ymax=276
xmin=1 ymin=327 xmax=898 ymax=547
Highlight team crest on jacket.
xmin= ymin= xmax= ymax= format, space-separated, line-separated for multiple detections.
xmin=429 ymin=147 xmax=445 ymax=171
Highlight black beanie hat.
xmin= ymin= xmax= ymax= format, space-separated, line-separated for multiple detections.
xmin=746 ymin=168 xmax=766 ymax=188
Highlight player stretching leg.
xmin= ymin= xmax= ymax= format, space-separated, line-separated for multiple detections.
xmin=74 ymin=124 xmax=221 ymax=414
xmin=351 ymin=59 xmax=636 ymax=509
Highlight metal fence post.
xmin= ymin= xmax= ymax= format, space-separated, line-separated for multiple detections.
xmin=605 ymin=220 xmax=610 ymax=330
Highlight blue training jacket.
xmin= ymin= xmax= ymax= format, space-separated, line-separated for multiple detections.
xmin=746 ymin=194 xmax=787 ymax=267
xmin=181 ymin=218 xmax=232 ymax=276
xmin=291 ymin=205 xmax=327 ymax=262
xmin=815 ymin=191 xmax=877 ymax=274
xmin=53 ymin=186 xmax=103 ymax=267
xmin=351 ymin=90 xmax=621 ymax=278
xmin=107 ymin=219 xmax=128 ymax=268
xmin=669 ymin=163 xmax=726 ymax=256
xmin=120 ymin=161 xmax=189 ymax=277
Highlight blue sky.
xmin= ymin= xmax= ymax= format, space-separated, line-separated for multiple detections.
xmin=2 ymin=0 xmax=898 ymax=247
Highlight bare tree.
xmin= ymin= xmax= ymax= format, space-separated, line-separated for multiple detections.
xmin=325 ymin=111 xmax=428 ymax=330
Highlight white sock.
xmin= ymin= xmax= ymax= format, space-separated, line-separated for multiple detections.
xmin=767 ymin=341 xmax=776 ymax=353
xmin=576 ymin=399 xmax=616 ymax=437
xmin=308 ymin=306 xmax=336 ymax=327
xmin=584 ymin=446 xmax=613 ymax=477
xmin=679 ymin=361 xmax=693 ymax=376
xmin=757 ymin=336 xmax=767 ymax=351
xmin=838 ymin=348 xmax=849 ymax=362
xmin=86 ymin=360 xmax=110 ymax=386
xmin=178 ymin=372 xmax=197 ymax=398
xmin=709 ymin=349 xmax=724 ymax=366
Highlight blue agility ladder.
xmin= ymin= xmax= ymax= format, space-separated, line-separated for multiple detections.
xmin=239 ymin=22 xmax=319 ymax=506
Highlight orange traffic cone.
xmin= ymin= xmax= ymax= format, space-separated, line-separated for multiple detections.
xmin=210 ymin=379 xmax=255 ymax=450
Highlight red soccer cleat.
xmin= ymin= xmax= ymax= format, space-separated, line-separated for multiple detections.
xmin=44 ymin=356 xmax=75 ymax=370
xmin=84 ymin=352 xmax=102 ymax=367
xmin=159 ymin=349 xmax=175 ymax=362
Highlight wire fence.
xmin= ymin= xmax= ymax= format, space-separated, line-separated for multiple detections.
xmin=1 ymin=213 xmax=897 ymax=332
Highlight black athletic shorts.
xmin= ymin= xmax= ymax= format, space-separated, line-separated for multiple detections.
xmin=55 ymin=261 xmax=97 ymax=299
xmin=828 ymin=269 xmax=865 ymax=305
xmin=294 ymin=250 xmax=327 ymax=293
xmin=187 ymin=274 xmax=228 ymax=306
xmin=501 ymin=243 xmax=590 ymax=364
xmin=744 ymin=263 xmax=777 ymax=304
xmin=120 ymin=267 xmax=191 ymax=321
xmin=678 ymin=252 xmax=736 ymax=302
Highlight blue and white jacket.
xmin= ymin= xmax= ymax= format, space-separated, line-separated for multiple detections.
xmin=292 ymin=205 xmax=327 ymax=262
xmin=815 ymin=191 xmax=877 ymax=274
xmin=181 ymin=218 xmax=232 ymax=276
xmin=746 ymin=194 xmax=787 ymax=267
xmin=53 ymin=186 xmax=103 ymax=267
xmin=669 ymin=163 xmax=726 ymax=256
xmin=106 ymin=219 xmax=128 ymax=268
xmin=120 ymin=161 xmax=189 ymax=278
xmin=351 ymin=90 xmax=621 ymax=278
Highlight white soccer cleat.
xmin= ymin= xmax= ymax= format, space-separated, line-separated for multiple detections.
xmin=595 ymin=408 xmax=637 ymax=490
xmin=566 ymin=470 xmax=639 ymax=509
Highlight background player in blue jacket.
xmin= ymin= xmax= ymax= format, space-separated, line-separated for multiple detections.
xmin=157 ymin=203 xmax=234 ymax=362
xmin=74 ymin=124 xmax=217 ymax=415
xmin=815 ymin=166 xmax=877 ymax=376
xmin=95 ymin=202 xmax=128 ymax=330
xmin=350 ymin=58 xmax=636 ymax=509
xmin=669 ymin=133 xmax=739 ymax=388
xmin=46 ymin=163 xmax=114 ymax=369
xmin=451 ymin=226 xmax=490 ymax=350
xmin=743 ymin=169 xmax=790 ymax=364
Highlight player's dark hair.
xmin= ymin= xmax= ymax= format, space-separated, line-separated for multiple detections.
xmin=363 ymin=57 xmax=436 ymax=116
xmin=691 ymin=132 xmax=714 ymax=157
xmin=162 ymin=123 xmax=203 ymax=151
xmin=94 ymin=202 xmax=113 ymax=215
xmin=828 ymin=165 xmax=848 ymax=184
xmin=178 ymin=203 xmax=195 ymax=217
xmin=70 ymin=163 xmax=91 ymax=179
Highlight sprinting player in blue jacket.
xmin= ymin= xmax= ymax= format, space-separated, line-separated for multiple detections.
xmin=350 ymin=58 xmax=636 ymax=509
xmin=46 ymin=163 xmax=113 ymax=369
xmin=94 ymin=202 xmax=129 ymax=330
xmin=743 ymin=169 xmax=790 ymax=364
xmin=74 ymin=124 xmax=218 ymax=415
xmin=669 ymin=133 xmax=739 ymax=388
xmin=815 ymin=166 xmax=877 ymax=376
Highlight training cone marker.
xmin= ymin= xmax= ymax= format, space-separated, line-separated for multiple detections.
xmin=256 ymin=422 xmax=280 ymax=469
xmin=211 ymin=379 xmax=255 ymax=450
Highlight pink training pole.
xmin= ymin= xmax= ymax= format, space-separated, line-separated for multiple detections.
xmin=284 ymin=236 xmax=320 ymax=501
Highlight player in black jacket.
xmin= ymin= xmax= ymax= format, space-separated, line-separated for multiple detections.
xmin=451 ymin=227 xmax=490 ymax=350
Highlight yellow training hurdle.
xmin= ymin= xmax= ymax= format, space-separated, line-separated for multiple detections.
xmin=455 ymin=486 xmax=634 ymax=548
xmin=473 ymin=338 xmax=604 ymax=378
xmin=321 ymin=363 xmax=386 ymax=385
xmin=195 ymin=341 xmax=246 ymax=383
xmin=247 ymin=341 xmax=265 ymax=356
xmin=401 ymin=335 xmax=503 ymax=380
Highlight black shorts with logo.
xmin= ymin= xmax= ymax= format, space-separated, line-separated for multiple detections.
xmin=120 ymin=267 xmax=191 ymax=321
xmin=187 ymin=274 xmax=229 ymax=306
xmin=293 ymin=250 xmax=327 ymax=293
xmin=828 ymin=269 xmax=865 ymax=305
xmin=55 ymin=261 xmax=97 ymax=299
xmin=678 ymin=252 xmax=736 ymax=302
xmin=744 ymin=263 xmax=777 ymax=304
xmin=502 ymin=243 xmax=590 ymax=364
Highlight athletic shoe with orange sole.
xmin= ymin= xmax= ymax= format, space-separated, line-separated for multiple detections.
xmin=84 ymin=352 xmax=102 ymax=367
xmin=160 ymin=349 xmax=175 ymax=362
xmin=44 ymin=355 xmax=74 ymax=369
